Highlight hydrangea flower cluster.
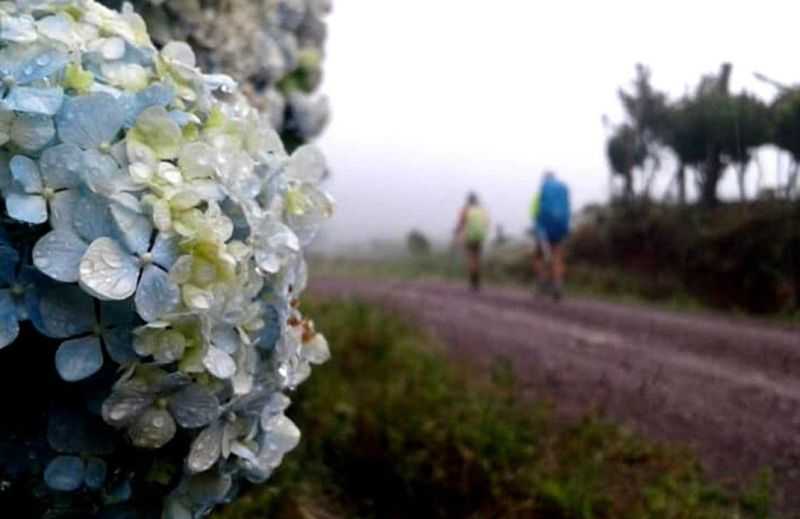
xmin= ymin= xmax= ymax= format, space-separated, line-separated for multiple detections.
xmin=0 ymin=1 xmax=332 ymax=517
xmin=116 ymin=0 xmax=331 ymax=144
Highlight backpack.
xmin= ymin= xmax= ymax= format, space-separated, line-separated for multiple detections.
xmin=538 ymin=178 xmax=570 ymax=233
xmin=465 ymin=206 xmax=489 ymax=243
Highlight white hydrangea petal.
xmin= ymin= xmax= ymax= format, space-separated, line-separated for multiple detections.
xmin=286 ymin=144 xmax=327 ymax=183
xmin=303 ymin=334 xmax=330 ymax=365
xmin=261 ymin=414 xmax=301 ymax=454
xmin=102 ymin=389 xmax=154 ymax=428
xmin=11 ymin=113 xmax=55 ymax=152
xmin=211 ymin=325 xmax=240 ymax=355
xmin=35 ymin=14 xmax=78 ymax=47
xmin=135 ymin=265 xmax=179 ymax=322
xmin=254 ymin=221 xmax=300 ymax=274
xmin=33 ymin=229 xmax=88 ymax=283
xmin=55 ymin=336 xmax=104 ymax=382
xmin=79 ymin=237 xmax=140 ymax=301
xmin=203 ymin=346 xmax=236 ymax=380
xmin=162 ymin=41 xmax=196 ymax=68
xmin=163 ymin=499 xmax=193 ymax=519
xmin=6 ymin=192 xmax=46 ymax=224
xmin=187 ymin=423 xmax=224 ymax=474
xmin=4 ymin=86 xmax=64 ymax=115
xmin=128 ymin=408 xmax=176 ymax=449
xmin=0 ymin=14 xmax=38 ymax=44
xmin=178 ymin=142 xmax=216 ymax=179
xmin=99 ymin=37 xmax=126 ymax=60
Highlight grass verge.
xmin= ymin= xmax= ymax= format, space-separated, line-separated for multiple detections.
xmin=214 ymin=298 xmax=774 ymax=519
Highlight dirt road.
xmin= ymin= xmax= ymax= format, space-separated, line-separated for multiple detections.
xmin=311 ymin=277 xmax=800 ymax=512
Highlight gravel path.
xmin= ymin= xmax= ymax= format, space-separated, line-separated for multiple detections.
xmin=311 ymin=276 xmax=800 ymax=513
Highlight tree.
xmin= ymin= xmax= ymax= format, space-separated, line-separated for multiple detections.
xmin=616 ymin=65 xmax=671 ymax=199
xmin=771 ymin=88 xmax=800 ymax=197
xmin=660 ymin=63 xmax=771 ymax=207
xmin=606 ymin=124 xmax=647 ymax=201
xmin=725 ymin=93 xmax=772 ymax=201
xmin=407 ymin=230 xmax=432 ymax=256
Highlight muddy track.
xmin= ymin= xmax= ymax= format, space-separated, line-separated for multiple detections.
xmin=310 ymin=276 xmax=800 ymax=514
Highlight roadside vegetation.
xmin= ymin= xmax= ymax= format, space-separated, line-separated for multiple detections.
xmin=215 ymin=299 xmax=774 ymax=519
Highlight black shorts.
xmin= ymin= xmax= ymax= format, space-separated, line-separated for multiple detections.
xmin=465 ymin=241 xmax=483 ymax=254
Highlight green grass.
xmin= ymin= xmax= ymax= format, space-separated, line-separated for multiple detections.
xmin=213 ymin=298 xmax=775 ymax=519
xmin=312 ymin=253 xmax=800 ymax=324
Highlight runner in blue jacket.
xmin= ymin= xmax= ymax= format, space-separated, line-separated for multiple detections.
xmin=530 ymin=172 xmax=571 ymax=300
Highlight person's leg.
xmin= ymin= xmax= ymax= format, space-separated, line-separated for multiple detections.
xmin=551 ymin=243 xmax=565 ymax=299
xmin=533 ymin=228 xmax=553 ymax=291
xmin=466 ymin=244 xmax=481 ymax=290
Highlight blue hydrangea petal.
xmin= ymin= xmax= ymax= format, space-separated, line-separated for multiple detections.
xmin=81 ymin=149 xmax=128 ymax=195
xmin=16 ymin=46 xmax=69 ymax=84
xmin=121 ymin=83 xmax=175 ymax=127
xmin=84 ymin=458 xmax=107 ymax=490
xmin=168 ymin=384 xmax=220 ymax=429
xmin=0 ymin=289 xmax=20 ymax=350
xmin=33 ymin=229 xmax=88 ymax=283
xmin=74 ymin=191 xmax=113 ymax=242
xmin=0 ymin=150 xmax=11 ymax=191
xmin=44 ymin=455 xmax=85 ymax=492
xmin=10 ymin=112 xmax=55 ymax=151
xmin=56 ymin=335 xmax=104 ymax=382
xmin=47 ymin=406 xmax=115 ymax=455
xmin=57 ymin=93 xmax=125 ymax=149
xmin=4 ymin=86 xmax=64 ymax=115
xmin=10 ymin=155 xmax=42 ymax=193
xmin=100 ymin=299 xmax=138 ymax=328
xmin=102 ymin=326 xmax=138 ymax=365
xmin=49 ymin=189 xmax=79 ymax=230
xmin=6 ymin=191 xmax=47 ymax=224
xmin=150 ymin=233 xmax=180 ymax=270
xmin=79 ymin=237 xmax=139 ymax=301
xmin=0 ymin=43 xmax=68 ymax=85
xmin=38 ymin=284 xmax=95 ymax=339
xmin=40 ymin=143 xmax=84 ymax=189
xmin=135 ymin=265 xmax=179 ymax=322
xmin=0 ymin=234 xmax=19 ymax=285
xmin=111 ymin=204 xmax=152 ymax=256
xmin=18 ymin=267 xmax=50 ymax=333
xmin=258 ymin=304 xmax=282 ymax=352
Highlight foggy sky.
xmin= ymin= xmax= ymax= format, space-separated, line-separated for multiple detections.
xmin=316 ymin=0 xmax=799 ymax=250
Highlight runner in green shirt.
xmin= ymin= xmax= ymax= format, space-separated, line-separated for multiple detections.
xmin=455 ymin=192 xmax=490 ymax=291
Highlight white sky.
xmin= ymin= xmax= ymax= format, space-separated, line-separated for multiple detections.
xmin=316 ymin=0 xmax=799 ymax=250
